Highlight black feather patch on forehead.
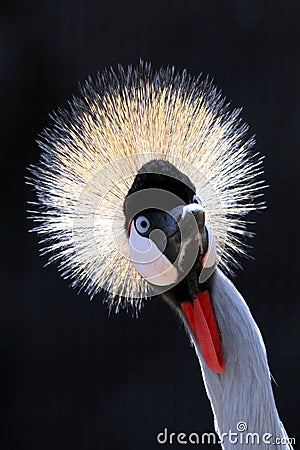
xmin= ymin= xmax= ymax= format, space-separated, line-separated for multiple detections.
xmin=123 ymin=160 xmax=196 ymax=229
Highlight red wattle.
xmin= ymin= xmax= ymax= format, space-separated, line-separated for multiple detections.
xmin=181 ymin=291 xmax=225 ymax=374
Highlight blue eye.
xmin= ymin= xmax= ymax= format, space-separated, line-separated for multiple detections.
xmin=135 ymin=215 xmax=151 ymax=235
xmin=193 ymin=195 xmax=202 ymax=205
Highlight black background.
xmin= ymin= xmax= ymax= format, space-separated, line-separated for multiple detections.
xmin=1 ymin=1 xmax=299 ymax=449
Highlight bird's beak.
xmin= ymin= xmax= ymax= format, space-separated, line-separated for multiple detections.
xmin=166 ymin=203 xmax=206 ymax=273
xmin=129 ymin=203 xmax=214 ymax=288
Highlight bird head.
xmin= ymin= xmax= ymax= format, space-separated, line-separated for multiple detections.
xmin=123 ymin=159 xmax=216 ymax=297
xmin=29 ymin=62 xmax=265 ymax=315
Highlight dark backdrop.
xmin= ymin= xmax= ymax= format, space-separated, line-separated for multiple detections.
xmin=1 ymin=1 xmax=299 ymax=449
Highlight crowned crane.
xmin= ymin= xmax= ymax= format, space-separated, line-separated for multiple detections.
xmin=29 ymin=62 xmax=293 ymax=449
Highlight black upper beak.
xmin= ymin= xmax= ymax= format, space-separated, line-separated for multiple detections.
xmin=150 ymin=204 xmax=208 ymax=273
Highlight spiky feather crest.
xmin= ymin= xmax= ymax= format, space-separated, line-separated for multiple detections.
xmin=29 ymin=62 xmax=265 ymax=312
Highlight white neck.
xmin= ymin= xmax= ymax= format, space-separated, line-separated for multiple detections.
xmin=181 ymin=268 xmax=293 ymax=450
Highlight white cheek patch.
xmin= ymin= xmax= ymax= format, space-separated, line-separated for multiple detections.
xmin=202 ymin=224 xmax=216 ymax=269
xmin=129 ymin=224 xmax=179 ymax=286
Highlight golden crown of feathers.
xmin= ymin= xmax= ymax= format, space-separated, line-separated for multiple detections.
xmin=29 ymin=62 xmax=265 ymax=312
